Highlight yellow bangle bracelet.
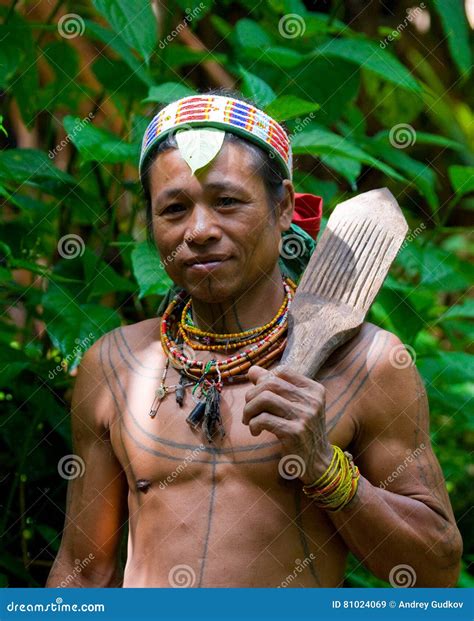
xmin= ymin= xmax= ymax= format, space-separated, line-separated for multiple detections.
xmin=302 ymin=445 xmax=360 ymax=511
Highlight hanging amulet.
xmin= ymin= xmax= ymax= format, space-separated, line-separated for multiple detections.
xmin=175 ymin=375 xmax=186 ymax=406
xmin=149 ymin=385 xmax=167 ymax=418
xmin=155 ymin=386 xmax=166 ymax=399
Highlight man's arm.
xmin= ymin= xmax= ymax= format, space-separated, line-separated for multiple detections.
xmin=245 ymin=329 xmax=463 ymax=587
xmin=46 ymin=335 xmax=128 ymax=588
xmin=326 ymin=332 xmax=463 ymax=587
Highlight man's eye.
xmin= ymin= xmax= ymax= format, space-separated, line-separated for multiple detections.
xmin=217 ymin=196 xmax=239 ymax=206
xmin=163 ymin=203 xmax=186 ymax=214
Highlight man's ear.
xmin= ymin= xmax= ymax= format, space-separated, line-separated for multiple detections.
xmin=278 ymin=179 xmax=295 ymax=232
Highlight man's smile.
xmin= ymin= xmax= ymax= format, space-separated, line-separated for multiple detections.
xmin=184 ymin=254 xmax=232 ymax=272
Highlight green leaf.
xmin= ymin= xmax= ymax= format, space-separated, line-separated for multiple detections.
xmin=418 ymin=352 xmax=474 ymax=387
xmin=175 ymin=0 xmax=212 ymax=19
xmin=39 ymin=41 xmax=83 ymax=113
xmin=0 ymin=149 xmax=75 ymax=186
xmin=85 ymin=20 xmax=154 ymax=86
xmin=3 ymin=13 xmax=39 ymax=125
xmin=363 ymin=72 xmax=424 ymax=127
xmin=257 ymin=46 xmax=306 ymax=69
xmin=42 ymin=283 xmax=121 ymax=369
xmin=292 ymin=126 xmax=405 ymax=182
xmin=239 ymin=67 xmax=277 ymax=108
xmin=285 ymin=57 xmax=360 ymax=126
xmin=364 ymin=137 xmax=439 ymax=212
xmin=438 ymin=300 xmax=474 ymax=322
xmin=63 ymin=116 xmax=140 ymax=165
xmin=264 ymin=95 xmax=319 ymax=122
xmin=432 ymin=0 xmax=472 ymax=77
xmin=82 ymin=249 xmax=136 ymax=298
xmin=292 ymin=170 xmax=338 ymax=205
xmin=209 ymin=14 xmax=234 ymax=38
xmin=93 ymin=0 xmax=156 ymax=63
xmin=375 ymin=286 xmax=425 ymax=344
xmin=92 ymin=57 xmax=148 ymax=99
xmin=405 ymin=131 xmax=464 ymax=152
xmin=448 ymin=165 xmax=474 ymax=199
xmin=131 ymin=242 xmax=173 ymax=298
xmin=0 ymin=25 xmax=24 ymax=89
xmin=164 ymin=45 xmax=227 ymax=69
xmin=143 ymin=82 xmax=197 ymax=104
xmin=418 ymin=245 xmax=472 ymax=291
xmin=319 ymin=154 xmax=362 ymax=187
xmin=235 ymin=18 xmax=272 ymax=49
xmin=0 ymin=116 xmax=7 ymax=138
xmin=312 ymin=38 xmax=422 ymax=92
xmin=0 ymin=344 xmax=30 ymax=385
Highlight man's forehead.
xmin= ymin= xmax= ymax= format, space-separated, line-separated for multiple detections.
xmin=151 ymin=141 xmax=259 ymax=192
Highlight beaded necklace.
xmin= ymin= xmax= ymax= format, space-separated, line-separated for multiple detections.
xmin=149 ymin=276 xmax=296 ymax=442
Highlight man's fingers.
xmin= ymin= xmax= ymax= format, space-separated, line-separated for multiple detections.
xmin=245 ymin=373 xmax=302 ymax=404
xmin=248 ymin=412 xmax=288 ymax=438
xmin=247 ymin=365 xmax=270 ymax=385
xmin=242 ymin=392 xmax=295 ymax=426
xmin=272 ymin=365 xmax=315 ymax=385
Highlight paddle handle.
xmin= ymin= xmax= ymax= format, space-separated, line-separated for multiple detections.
xmin=274 ymin=316 xmax=363 ymax=378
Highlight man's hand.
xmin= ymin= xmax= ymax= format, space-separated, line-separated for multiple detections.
xmin=242 ymin=365 xmax=334 ymax=485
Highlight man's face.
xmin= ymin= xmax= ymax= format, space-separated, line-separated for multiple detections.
xmin=149 ymin=140 xmax=293 ymax=303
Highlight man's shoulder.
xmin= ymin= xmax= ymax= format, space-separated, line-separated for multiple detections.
xmin=83 ymin=317 xmax=163 ymax=371
xmin=324 ymin=321 xmax=399 ymax=370
xmin=74 ymin=317 xmax=164 ymax=429
xmin=345 ymin=322 xmax=423 ymax=430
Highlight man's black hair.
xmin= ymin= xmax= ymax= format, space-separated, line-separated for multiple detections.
xmin=140 ymin=87 xmax=290 ymax=243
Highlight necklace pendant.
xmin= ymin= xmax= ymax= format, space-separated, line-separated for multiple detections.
xmin=149 ymin=385 xmax=167 ymax=418
xmin=156 ymin=386 xmax=167 ymax=399
xmin=175 ymin=374 xmax=186 ymax=407
xmin=186 ymin=400 xmax=206 ymax=429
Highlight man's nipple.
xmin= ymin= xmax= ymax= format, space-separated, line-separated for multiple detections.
xmin=136 ymin=479 xmax=152 ymax=494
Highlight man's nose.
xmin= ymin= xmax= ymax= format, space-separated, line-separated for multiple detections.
xmin=185 ymin=204 xmax=222 ymax=245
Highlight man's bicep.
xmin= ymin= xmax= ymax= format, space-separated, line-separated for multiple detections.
xmin=59 ymin=337 xmax=128 ymax=571
xmin=353 ymin=337 xmax=454 ymax=520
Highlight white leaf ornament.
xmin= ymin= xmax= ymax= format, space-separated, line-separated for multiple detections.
xmin=176 ymin=128 xmax=225 ymax=175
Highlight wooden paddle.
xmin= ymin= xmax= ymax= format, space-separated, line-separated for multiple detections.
xmin=277 ymin=187 xmax=408 ymax=378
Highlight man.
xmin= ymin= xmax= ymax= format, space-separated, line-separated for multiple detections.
xmin=46 ymin=90 xmax=462 ymax=588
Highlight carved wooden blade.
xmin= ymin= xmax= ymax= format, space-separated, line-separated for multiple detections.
xmin=279 ymin=188 xmax=408 ymax=378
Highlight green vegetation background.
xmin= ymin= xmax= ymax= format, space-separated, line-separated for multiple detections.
xmin=0 ymin=0 xmax=472 ymax=587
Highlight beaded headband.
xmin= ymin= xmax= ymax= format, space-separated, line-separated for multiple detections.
xmin=139 ymin=94 xmax=293 ymax=180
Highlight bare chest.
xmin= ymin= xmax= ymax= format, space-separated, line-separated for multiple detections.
xmin=107 ymin=353 xmax=362 ymax=492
